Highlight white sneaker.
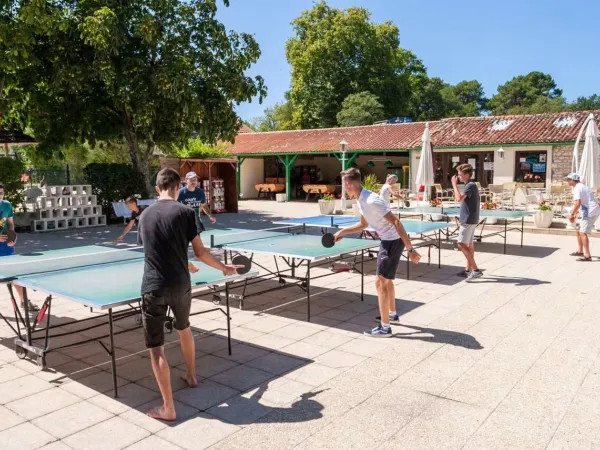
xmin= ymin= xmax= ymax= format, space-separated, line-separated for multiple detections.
xmin=466 ymin=270 xmax=483 ymax=281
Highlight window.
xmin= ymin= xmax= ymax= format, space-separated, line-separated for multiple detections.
xmin=514 ymin=151 xmax=547 ymax=183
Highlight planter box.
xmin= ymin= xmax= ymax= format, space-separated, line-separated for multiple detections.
xmin=534 ymin=210 xmax=553 ymax=228
xmin=318 ymin=199 xmax=336 ymax=215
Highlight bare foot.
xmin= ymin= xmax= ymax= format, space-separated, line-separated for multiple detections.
xmin=181 ymin=374 xmax=198 ymax=388
xmin=146 ymin=405 xmax=176 ymax=421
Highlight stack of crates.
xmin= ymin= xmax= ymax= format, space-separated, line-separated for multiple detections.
xmin=29 ymin=185 xmax=107 ymax=232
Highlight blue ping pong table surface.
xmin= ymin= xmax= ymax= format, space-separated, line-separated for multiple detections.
xmin=0 ymin=244 xmax=257 ymax=310
xmin=392 ymin=207 xmax=532 ymax=219
xmin=273 ymin=216 xmax=451 ymax=234
xmin=203 ymin=226 xmax=379 ymax=260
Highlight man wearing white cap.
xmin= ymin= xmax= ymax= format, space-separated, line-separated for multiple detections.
xmin=566 ymin=172 xmax=599 ymax=261
xmin=177 ymin=172 xmax=216 ymax=233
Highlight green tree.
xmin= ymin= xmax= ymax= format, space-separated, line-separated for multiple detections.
xmin=285 ymin=1 xmax=426 ymax=128
xmin=336 ymin=91 xmax=385 ymax=127
xmin=409 ymin=77 xmax=449 ymax=121
xmin=2 ymin=0 xmax=266 ymax=194
xmin=251 ymin=101 xmax=295 ymax=131
xmin=567 ymin=94 xmax=600 ymax=111
xmin=172 ymin=139 xmax=230 ymax=159
xmin=442 ymin=80 xmax=488 ymax=117
xmin=488 ymin=71 xmax=564 ymax=115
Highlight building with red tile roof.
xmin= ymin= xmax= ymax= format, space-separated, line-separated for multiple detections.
xmin=218 ymin=111 xmax=599 ymax=200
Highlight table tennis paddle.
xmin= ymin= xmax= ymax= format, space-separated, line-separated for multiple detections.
xmin=321 ymin=233 xmax=335 ymax=248
xmin=5 ymin=230 xmax=16 ymax=245
xmin=404 ymin=200 xmax=410 ymax=208
xmin=232 ymin=255 xmax=252 ymax=275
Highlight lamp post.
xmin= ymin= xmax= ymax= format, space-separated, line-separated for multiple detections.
xmin=340 ymin=140 xmax=348 ymax=211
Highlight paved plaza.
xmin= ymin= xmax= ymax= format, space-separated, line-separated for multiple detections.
xmin=0 ymin=200 xmax=599 ymax=450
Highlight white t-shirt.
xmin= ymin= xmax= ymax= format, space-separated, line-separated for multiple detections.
xmin=573 ymin=183 xmax=600 ymax=218
xmin=379 ymin=183 xmax=391 ymax=202
xmin=357 ymin=188 xmax=399 ymax=241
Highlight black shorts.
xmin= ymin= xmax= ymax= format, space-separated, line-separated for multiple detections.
xmin=376 ymin=239 xmax=404 ymax=280
xmin=194 ymin=214 xmax=205 ymax=234
xmin=141 ymin=286 xmax=192 ymax=348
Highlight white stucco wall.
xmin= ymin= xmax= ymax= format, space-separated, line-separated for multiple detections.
xmin=239 ymin=157 xmax=264 ymax=199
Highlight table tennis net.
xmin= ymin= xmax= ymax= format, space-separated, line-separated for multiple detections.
xmin=209 ymin=225 xmax=305 ymax=247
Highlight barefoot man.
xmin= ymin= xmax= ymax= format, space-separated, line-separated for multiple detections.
xmin=138 ymin=168 xmax=241 ymax=420
xmin=333 ymin=168 xmax=421 ymax=337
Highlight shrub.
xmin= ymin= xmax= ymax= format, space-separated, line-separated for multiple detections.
xmin=84 ymin=163 xmax=147 ymax=211
xmin=0 ymin=158 xmax=25 ymax=207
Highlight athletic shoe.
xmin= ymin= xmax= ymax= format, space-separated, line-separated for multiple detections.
xmin=466 ymin=270 xmax=483 ymax=281
xmin=375 ymin=314 xmax=400 ymax=325
xmin=456 ymin=270 xmax=468 ymax=277
xmin=364 ymin=324 xmax=392 ymax=338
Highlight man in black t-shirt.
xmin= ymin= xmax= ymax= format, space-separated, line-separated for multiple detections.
xmin=115 ymin=196 xmax=148 ymax=241
xmin=137 ymin=168 xmax=241 ymax=421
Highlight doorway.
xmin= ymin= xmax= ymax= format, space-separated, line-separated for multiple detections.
xmin=434 ymin=151 xmax=495 ymax=188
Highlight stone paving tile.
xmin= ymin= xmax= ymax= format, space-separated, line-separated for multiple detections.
xmin=157 ymin=413 xmax=241 ymax=450
xmin=270 ymin=323 xmax=320 ymax=340
xmin=191 ymin=354 xmax=239 ymax=378
xmin=0 ymin=421 xmax=55 ymax=450
xmin=124 ymin=435 xmax=184 ymax=450
xmin=6 ymin=387 xmax=81 ymax=420
xmin=88 ymin=383 xmax=160 ymax=415
xmin=120 ymin=399 xmax=198 ymax=433
xmin=0 ymin=363 xmax=30 ymax=383
xmin=210 ymin=364 xmax=274 ymax=392
xmin=37 ymin=442 xmax=74 ymax=450
xmin=302 ymin=330 xmax=354 ymax=348
xmin=212 ymin=343 xmax=271 ymax=364
xmin=0 ymin=374 xmax=54 ymax=405
xmin=62 ymin=416 xmax=149 ymax=450
xmin=247 ymin=333 xmax=296 ymax=350
xmin=135 ymin=367 xmax=191 ymax=394
xmin=174 ymin=378 xmax=240 ymax=411
xmin=284 ymin=363 xmax=342 ymax=387
xmin=280 ymin=341 xmax=330 ymax=359
xmin=60 ymin=371 xmax=129 ymax=399
xmin=245 ymin=352 xmax=307 ymax=375
xmin=313 ymin=349 xmax=367 ymax=370
xmin=32 ymin=401 xmax=113 ymax=439
xmin=0 ymin=404 xmax=26 ymax=432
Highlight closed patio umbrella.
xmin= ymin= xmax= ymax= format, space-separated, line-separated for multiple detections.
xmin=577 ymin=114 xmax=600 ymax=189
xmin=415 ymin=122 xmax=435 ymax=204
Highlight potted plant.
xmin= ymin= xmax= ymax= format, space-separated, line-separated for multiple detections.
xmin=428 ymin=198 xmax=443 ymax=220
xmin=318 ymin=192 xmax=336 ymax=215
xmin=482 ymin=201 xmax=499 ymax=224
xmin=533 ymin=201 xmax=553 ymax=228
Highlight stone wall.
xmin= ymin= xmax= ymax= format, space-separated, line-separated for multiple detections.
xmin=551 ymin=145 xmax=574 ymax=182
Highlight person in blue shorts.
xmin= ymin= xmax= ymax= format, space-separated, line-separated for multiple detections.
xmin=177 ymin=172 xmax=216 ymax=234
xmin=0 ymin=184 xmax=38 ymax=311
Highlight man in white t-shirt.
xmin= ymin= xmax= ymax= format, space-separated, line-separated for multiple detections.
xmin=379 ymin=174 xmax=403 ymax=204
xmin=566 ymin=173 xmax=599 ymax=261
xmin=333 ymin=168 xmax=421 ymax=337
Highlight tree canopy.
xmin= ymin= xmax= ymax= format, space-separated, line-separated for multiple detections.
xmin=1 ymin=0 xmax=265 ymax=192
xmin=285 ymin=1 xmax=426 ymax=129
xmin=488 ymin=72 xmax=563 ymax=115
xmin=336 ymin=91 xmax=385 ymax=127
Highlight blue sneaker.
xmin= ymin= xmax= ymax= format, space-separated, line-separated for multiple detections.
xmin=375 ymin=314 xmax=400 ymax=325
xmin=364 ymin=324 xmax=392 ymax=338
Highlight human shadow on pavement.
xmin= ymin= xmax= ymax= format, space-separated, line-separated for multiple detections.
xmin=467 ymin=275 xmax=551 ymax=286
xmin=393 ymin=323 xmax=483 ymax=350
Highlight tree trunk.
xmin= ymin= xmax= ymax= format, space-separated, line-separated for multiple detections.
xmin=121 ymin=111 xmax=152 ymax=197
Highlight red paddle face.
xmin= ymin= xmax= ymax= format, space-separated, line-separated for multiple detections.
xmin=321 ymin=233 xmax=335 ymax=248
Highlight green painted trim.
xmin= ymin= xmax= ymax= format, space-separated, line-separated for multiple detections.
xmin=236 ymin=149 xmax=410 ymax=157
xmin=346 ymin=152 xmax=359 ymax=168
xmin=236 ymin=157 xmax=245 ymax=198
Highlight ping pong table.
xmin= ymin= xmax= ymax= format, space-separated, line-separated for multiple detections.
xmin=272 ymin=216 xmax=451 ymax=279
xmin=0 ymin=245 xmax=257 ymax=397
xmin=393 ymin=206 xmax=532 ymax=253
xmin=203 ymin=226 xmax=379 ymax=321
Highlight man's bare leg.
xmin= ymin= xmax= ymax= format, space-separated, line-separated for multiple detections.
xmin=147 ymin=346 xmax=176 ymax=421
xmin=385 ymin=279 xmax=396 ymax=316
xmin=576 ymin=232 xmax=584 ymax=255
xmin=458 ymin=243 xmax=473 ymax=271
xmin=177 ymin=327 xmax=198 ymax=388
xmin=375 ymin=277 xmax=387 ymax=324
xmin=580 ymin=233 xmax=591 ymax=258
xmin=12 ymin=284 xmax=39 ymax=311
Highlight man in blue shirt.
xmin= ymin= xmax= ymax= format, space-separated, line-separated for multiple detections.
xmin=177 ymin=172 xmax=216 ymax=233
xmin=0 ymin=184 xmax=38 ymax=311
xmin=451 ymin=164 xmax=482 ymax=281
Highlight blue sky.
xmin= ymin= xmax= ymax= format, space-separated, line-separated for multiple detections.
xmin=217 ymin=0 xmax=600 ymax=122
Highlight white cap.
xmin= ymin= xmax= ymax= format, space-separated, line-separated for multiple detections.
xmin=185 ymin=171 xmax=198 ymax=179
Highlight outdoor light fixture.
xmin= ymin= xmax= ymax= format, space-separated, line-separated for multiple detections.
xmin=367 ymin=160 xmax=375 ymax=167
xmin=340 ymin=139 xmax=348 ymax=211
xmin=497 ymin=147 xmax=505 ymax=160
xmin=384 ymin=160 xmax=393 ymax=168
xmin=339 ymin=140 xmax=348 ymax=153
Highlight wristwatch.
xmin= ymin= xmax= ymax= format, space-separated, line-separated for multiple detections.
xmin=407 ymin=247 xmax=415 ymax=253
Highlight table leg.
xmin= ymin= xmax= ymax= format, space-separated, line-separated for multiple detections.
xmin=521 ymin=217 xmax=524 ymax=247
xmin=226 ymin=281 xmax=232 ymax=355
xmin=504 ymin=219 xmax=508 ymax=254
xmin=438 ymin=231 xmax=441 ymax=268
xmin=306 ymin=261 xmax=311 ymax=322
xmin=108 ymin=308 xmax=118 ymax=398
xmin=361 ymin=250 xmax=364 ymax=302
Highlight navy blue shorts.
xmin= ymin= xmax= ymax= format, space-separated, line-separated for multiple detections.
xmin=0 ymin=243 xmax=15 ymax=257
xmin=377 ymin=239 xmax=404 ymax=280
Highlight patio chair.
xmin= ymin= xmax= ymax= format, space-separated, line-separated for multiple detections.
xmin=433 ymin=184 xmax=454 ymax=203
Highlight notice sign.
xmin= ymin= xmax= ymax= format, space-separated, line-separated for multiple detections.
xmin=520 ymin=157 xmax=526 ymax=162
xmin=484 ymin=162 xmax=494 ymax=171
xmin=533 ymin=163 xmax=546 ymax=173
xmin=451 ymin=156 xmax=460 ymax=163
